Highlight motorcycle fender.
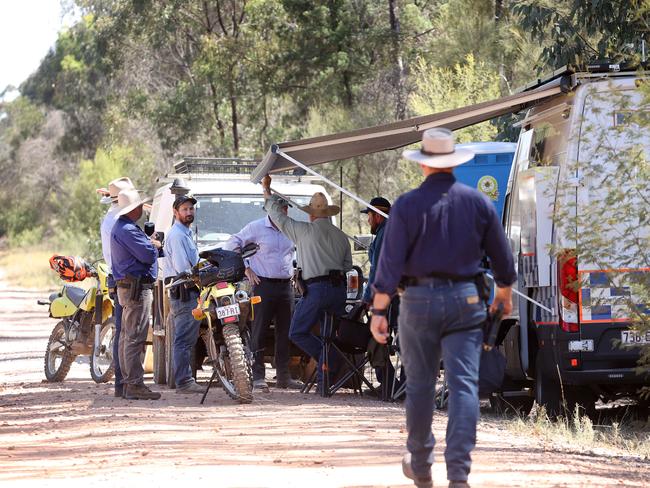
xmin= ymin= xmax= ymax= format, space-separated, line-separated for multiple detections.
xmin=79 ymin=286 xmax=97 ymax=312
xmin=210 ymin=284 xmax=235 ymax=299
xmin=50 ymin=296 xmax=76 ymax=318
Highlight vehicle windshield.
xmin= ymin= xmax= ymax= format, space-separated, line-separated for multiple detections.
xmin=193 ymin=194 xmax=312 ymax=247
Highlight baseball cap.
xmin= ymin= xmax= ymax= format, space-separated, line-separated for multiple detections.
xmin=360 ymin=197 xmax=391 ymax=214
xmin=173 ymin=194 xmax=197 ymax=210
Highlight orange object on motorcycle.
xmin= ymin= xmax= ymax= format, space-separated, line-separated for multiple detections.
xmin=250 ymin=295 xmax=262 ymax=304
xmin=192 ymin=308 xmax=205 ymax=320
xmin=49 ymin=255 xmax=90 ymax=282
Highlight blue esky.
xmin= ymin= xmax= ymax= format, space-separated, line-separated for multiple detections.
xmin=0 ymin=0 xmax=78 ymax=99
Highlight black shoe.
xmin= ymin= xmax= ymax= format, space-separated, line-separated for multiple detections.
xmin=124 ymin=384 xmax=161 ymax=400
xmin=448 ymin=482 xmax=470 ymax=488
xmin=114 ymin=385 xmax=123 ymax=398
xmin=402 ymin=453 xmax=433 ymax=488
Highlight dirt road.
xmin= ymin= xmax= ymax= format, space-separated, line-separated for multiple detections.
xmin=1 ymin=281 xmax=649 ymax=487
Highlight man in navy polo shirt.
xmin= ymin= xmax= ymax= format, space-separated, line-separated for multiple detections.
xmin=370 ymin=128 xmax=516 ymax=488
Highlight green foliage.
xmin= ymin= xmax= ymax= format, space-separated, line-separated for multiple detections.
xmin=513 ymin=0 xmax=650 ymax=68
xmin=409 ymin=54 xmax=502 ymax=142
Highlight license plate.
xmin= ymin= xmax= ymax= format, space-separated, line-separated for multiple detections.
xmin=621 ymin=330 xmax=650 ymax=345
xmin=216 ymin=303 xmax=240 ymax=320
xmin=568 ymin=339 xmax=594 ymax=352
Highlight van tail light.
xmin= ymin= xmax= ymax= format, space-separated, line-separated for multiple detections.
xmin=558 ymin=250 xmax=579 ymax=332
xmin=347 ymin=273 xmax=359 ymax=294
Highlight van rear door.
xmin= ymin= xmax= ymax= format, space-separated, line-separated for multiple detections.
xmin=575 ymin=79 xmax=650 ymax=368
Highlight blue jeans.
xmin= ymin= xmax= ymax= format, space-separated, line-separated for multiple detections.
xmin=289 ymin=281 xmax=346 ymax=382
xmin=170 ymin=289 xmax=201 ymax=388
xmin=399 ymin=280 xmax=486 ymax=482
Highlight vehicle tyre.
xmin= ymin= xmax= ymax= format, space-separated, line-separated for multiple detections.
xmin=165 ymin=314 xmax=176 ymax=389
xmin=44 ymin=320 xmax=76 ymax=382
xmin=535 ymin=355 xmax=563 ymax=418
xmin=490 ymin=393 xmax=534 ymax=417
xmin=219 ymin=323 xmax=253 ymax=404
xmin=90 ymin=319 xmax=115 ymax=383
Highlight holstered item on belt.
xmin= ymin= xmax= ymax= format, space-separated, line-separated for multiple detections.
xmin=130 ymin=276 xmax=143 ymax=301
xmin=328 ymin=269 xmax=345 ymax=287
xmin=294 ymin=268 xmax=307 ymax=297
xmin=474 ymin=272 xmax=491 ymax=303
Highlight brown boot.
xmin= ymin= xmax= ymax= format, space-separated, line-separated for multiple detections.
xmin=124 ymin=383 xmax=161 ymax=400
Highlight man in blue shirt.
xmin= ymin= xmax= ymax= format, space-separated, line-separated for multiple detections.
xmin=370 ymin=128 xmax=516 ymax=488
xmin=224 ymin=198 xmax=301 ymax=392
xmin=360 ymin=197 xmax=391 ymax=306
xmin=98 ymin=176 xmax=134 ymax=398
xmin=111 ymin=188 xmax=163 ymax=401
xmin=164 ymin=195 xmax=204 ymax=394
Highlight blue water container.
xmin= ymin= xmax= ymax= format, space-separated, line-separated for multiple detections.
xmin=454 ymin=142 xmax=516 ymax=219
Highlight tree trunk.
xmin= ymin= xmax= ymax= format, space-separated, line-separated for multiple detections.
xmin=388 ymin=0 xmax=406 ymax=120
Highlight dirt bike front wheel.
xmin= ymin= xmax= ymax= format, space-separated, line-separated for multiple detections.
xmin=44 ymin=320 xmax=76 ymax=382
xmin=218 ymin=323 xmax=253 ymax=404
xmin=90 ymin=319 xmax=116 ymax=383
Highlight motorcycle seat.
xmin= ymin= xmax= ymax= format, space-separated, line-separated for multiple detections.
xmin=64 ymin=285 xmax=89 ymax=307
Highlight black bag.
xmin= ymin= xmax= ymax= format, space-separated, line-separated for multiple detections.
xmin=478 ymin=347 xmax=506 ymax=396
xmin=336 ymin=317 xmax=371 ymax=349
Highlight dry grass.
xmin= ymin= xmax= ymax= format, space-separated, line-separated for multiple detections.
xmin=0 ymin=247 xmax=61 ymax=290
xmin=506 ymin=405 xmax=650 ymax=459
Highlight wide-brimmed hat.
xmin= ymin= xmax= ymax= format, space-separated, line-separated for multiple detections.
xmin=300 ymin=192 xmax=340 ymax=218
xmin=117 ymin=188 xmax=152 ymax=217
xmin=402 ymin=128 xmax=474 ymax=168
xmin=360 ymin=197 xmax=391 ymax=214
xmin=97 ymin=177 xmax=135 ymax=205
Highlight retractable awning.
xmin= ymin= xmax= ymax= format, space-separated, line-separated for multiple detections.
xmin=251 ymin=75 xmax=575 ymax=183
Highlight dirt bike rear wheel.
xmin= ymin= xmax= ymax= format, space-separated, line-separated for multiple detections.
xmin=90 ymin=320 xmax=115 ymax=383
xmin=219 ymin=323 xmax=253 ymax=404
xmin=44 ymin=320 xmax=76 ymax=382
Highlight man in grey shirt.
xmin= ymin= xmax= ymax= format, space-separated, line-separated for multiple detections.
xmin=262 ymin=175 xmax=352 ymax=389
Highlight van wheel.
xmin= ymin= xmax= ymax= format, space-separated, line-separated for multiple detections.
xmin=535 ymin=356 xmax=562 ymax=418
xmin=490 ymin=394 xmax=534 ymax=417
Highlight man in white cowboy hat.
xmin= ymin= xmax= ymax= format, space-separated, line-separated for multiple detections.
xmin=97 ymin=177 xmax=134 ymax=398
xmin=261 ymin=175 xmax=352 ymax=391
xmin=370 ymin=128 xmax=516 ymax=488
xmin=111 ymin=188 xmax=163 ymax=401
xmin=224 ymin=196 xmax=302 ymax=392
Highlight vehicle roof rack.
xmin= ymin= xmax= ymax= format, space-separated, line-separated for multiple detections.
xmin=518 ymin=61 xmax=648 ymax=93
xmin=174 ymin=157 xmax=259 ymax=175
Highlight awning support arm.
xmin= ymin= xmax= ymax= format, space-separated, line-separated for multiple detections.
xmin=275 ymin=148 xmax=389 ymax=219
xmin=486 ymin=273 xmax=554 ymax=314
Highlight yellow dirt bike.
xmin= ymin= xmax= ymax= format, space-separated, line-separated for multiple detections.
xmin=167 ymin=244 xmax=260 ymax=404
xmin=38 ymin=256 xmax=115 ymax=383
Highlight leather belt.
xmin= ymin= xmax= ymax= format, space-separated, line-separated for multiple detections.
xmin=304 ymin=273 xmax=344 ymax=285
xmin=116 ymin=280 xmax=154 ymax=289
xmin=259 ymin=276 xmax=291 ymax=283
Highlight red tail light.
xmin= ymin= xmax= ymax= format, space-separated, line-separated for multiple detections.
xmin=558 ymin=250 xmax=579 ymax=332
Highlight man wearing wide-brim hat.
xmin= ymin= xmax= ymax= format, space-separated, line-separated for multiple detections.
xmin=261 ymin=176 xmax=352 ymax=392
xmin=110 ymin=188 xmax=163 ymax=401
xmin=370 ymin=128 xmax=516 ymax=488
xmin=98 ymin=177 xmax=134 ymax=398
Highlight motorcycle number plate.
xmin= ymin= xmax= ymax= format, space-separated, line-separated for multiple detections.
xmin=216 ymin=303 xmax=240 ymax=320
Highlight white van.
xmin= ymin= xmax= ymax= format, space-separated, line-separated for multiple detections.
xmin=147 ymin=158 xmax=335 ymax=387
xmin=496 ymin=67 xmax=650 ymax=416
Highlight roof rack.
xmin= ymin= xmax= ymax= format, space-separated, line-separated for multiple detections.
xmin=174 ymin=157 xmax=259 ymax=175
xmin=518 ymin=61 xmax=648 ymax=93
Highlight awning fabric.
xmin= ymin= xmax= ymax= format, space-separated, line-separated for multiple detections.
xmin=251 ymin=77 xmax=572 ymax=183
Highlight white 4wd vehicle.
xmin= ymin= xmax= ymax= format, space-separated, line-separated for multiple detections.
xmin=147 ymin=158 xmax=337 ymax=387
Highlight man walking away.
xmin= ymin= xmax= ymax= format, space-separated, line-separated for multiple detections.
xmin=224 ymin=197 xmax=301 ymax=392
xmin=164 ymin=195 xmax=205 ymax=394
xmin=370 ymin=128 xmax=516 ymax=488
xmin=98 ymin=177 xmax=134 ymax=398
xmin=111 ymin=188 xmax=163 ymax=401
xmin=261 ymin=176 xmax=352 ymax=391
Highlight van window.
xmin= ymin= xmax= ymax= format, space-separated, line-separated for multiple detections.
xmin=193 ymin=194 xmax=311 ymax=246
xmin=529 ymin=111 xmax=570 ymax=167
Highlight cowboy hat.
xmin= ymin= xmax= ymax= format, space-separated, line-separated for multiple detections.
xmin=97 ymin=177 xmax=135 ymax=205
xmin=117 ymin=188 xmax=152 ymax=217
xmin=402 ymin=128 xmax=474 ymax=168
xmin=300 ymin=192 xmax=340 ymax=218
